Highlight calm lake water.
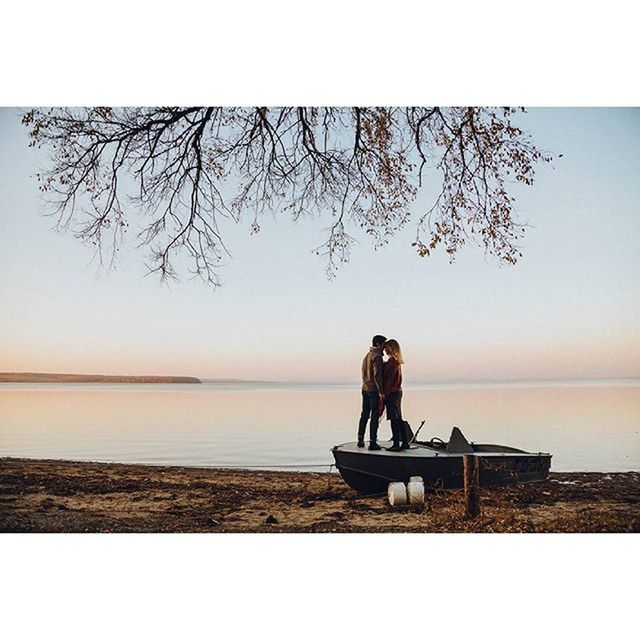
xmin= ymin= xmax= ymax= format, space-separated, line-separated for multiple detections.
xmin=1 ymin=381 xmax=639 ymax=472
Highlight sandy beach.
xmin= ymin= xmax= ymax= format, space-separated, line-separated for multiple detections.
xmin=1 ymin=457 xmax=638 ymax=533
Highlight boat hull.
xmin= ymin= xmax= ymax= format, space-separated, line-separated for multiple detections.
xmin=332 ymin=445 xmax=552 ymax=495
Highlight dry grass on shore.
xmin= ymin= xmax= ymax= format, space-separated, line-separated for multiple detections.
xmin=1 ymin=457 xmax=638 ymax=533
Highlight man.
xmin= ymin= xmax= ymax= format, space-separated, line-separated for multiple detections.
xmin=358 ymin=334 xmax=386 ymax=450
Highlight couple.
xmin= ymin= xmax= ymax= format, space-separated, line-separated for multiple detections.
xmin=358 ymin=334 xmax=409 ymax=452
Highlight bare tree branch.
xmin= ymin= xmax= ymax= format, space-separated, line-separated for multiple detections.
xmin=22 ymin=106 xmax=552 ymax=285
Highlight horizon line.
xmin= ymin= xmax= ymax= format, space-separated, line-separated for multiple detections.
xmin=2 ymin=371 xmax=639 ymax=386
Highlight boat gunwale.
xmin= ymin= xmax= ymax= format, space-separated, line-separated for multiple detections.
xmin=332 ymin=442 xmax=552 ymax=458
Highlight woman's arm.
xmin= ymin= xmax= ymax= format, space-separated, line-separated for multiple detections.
xmin=383 ymin=358 xmax=400 ymax=395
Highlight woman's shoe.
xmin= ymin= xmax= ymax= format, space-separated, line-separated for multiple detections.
xmin=368 ymin=442 xmax=382 ymax=451
xmin=357 ymin=440 xmax=365 ymax=448
xmin=386 ymin=443 xmax=402 ymax=452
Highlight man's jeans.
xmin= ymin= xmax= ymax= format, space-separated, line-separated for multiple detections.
xmin=358 ymin=390 xmax=380 ymax=443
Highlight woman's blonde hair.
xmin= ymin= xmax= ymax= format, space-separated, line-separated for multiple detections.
xmin=383 ymin=339 xmax=404 ymax=364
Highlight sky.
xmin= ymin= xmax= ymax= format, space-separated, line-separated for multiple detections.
xmin=0 ymin=107 xmax=639 ymax=382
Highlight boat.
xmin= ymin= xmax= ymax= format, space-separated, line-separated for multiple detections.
xmin=331 ymin=425 xmax=552 ymax=495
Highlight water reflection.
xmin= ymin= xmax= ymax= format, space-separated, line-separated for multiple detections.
xmin=0 ymin=383 xmax=638 ymax=471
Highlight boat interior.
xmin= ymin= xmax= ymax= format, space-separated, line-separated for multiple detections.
xmin=336 ymin=426 xmax=531 ymax=456
xmin=415 ymin=427 xmax=526 ymax=454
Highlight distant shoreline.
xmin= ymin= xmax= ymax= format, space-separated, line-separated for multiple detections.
xmin=0 ymin=372 xmax=201 ymax=384
xmin=1 ymin=372 xmax=638 ymax=387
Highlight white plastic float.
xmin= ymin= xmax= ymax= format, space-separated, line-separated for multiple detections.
xmin=407 ymin=477 xmax=425 ymax=505
xmin=387 ymin=482 xmax=407 ymax=506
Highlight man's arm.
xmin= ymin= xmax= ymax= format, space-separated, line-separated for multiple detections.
xmin=372 ymin=354 xmax=384 ymax=396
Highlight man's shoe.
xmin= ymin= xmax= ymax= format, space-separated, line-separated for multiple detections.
xmin=368 ymin=442 xmax=382 ymax=451
xmin=386 ymin=444 xmax=402 ymax=452
xmin=357 ymin=440 xmax=365 ymax=448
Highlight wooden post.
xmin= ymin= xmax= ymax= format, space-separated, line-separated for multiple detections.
xmin=463 ymin=454 xmax=481 ymax=518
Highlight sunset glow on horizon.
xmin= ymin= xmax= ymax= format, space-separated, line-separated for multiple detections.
xmin=1 ymin=108 xmax=639 ymax=383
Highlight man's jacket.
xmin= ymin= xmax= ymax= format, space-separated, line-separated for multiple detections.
xmin=361 ymin=347 xmax=384 ymax=393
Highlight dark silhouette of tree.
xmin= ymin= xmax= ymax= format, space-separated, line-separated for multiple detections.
xmin=22 ymin=107 xmax=551 ymax=286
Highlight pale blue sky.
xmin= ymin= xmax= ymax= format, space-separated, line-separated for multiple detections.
xmin=0 ymin=108 xmax=638 ymax=381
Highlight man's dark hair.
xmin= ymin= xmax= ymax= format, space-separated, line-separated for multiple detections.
xmin=372 ymin=335 xmax=387 ymax=347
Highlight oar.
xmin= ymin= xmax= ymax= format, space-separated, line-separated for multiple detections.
xmin=410 ymin=420 xmax=426 ymax=445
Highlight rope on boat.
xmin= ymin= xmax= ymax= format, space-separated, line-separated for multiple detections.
xmin=200 ymin=462 xmax=337 ymax=471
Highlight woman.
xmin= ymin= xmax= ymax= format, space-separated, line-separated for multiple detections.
xmin=382 ymin=339 xmax=408 ymax=451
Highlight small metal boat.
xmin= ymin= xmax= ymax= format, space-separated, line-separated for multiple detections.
xmin=331 ymin=426 xmax=552 ymax=495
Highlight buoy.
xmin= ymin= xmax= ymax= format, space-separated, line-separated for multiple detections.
xmin=387 ymin=482 xmax=407 ymax=506
xmin=407 ymin=480 xmax=425 ymax=505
